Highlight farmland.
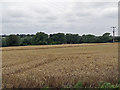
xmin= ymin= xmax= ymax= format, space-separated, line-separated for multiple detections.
xmin=2 ymin=43 xmax=118 ymax=88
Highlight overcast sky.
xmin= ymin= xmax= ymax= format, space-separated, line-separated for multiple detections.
xmin=1 ymin=0 xmax=118 ymax=36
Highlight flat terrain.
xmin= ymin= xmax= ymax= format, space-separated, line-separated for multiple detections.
xmin=2 ymin=43 xmax=118 ymax=88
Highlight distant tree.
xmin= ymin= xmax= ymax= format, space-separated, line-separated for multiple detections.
xmin=21 ymin=37 xmax=32 ymax=46
xmin=95 ymin=36 xmax=102 ymax=43
xmin=66 ymin=34 xmax=72 ymax=44
xmin=19 ymin=34 xmax=26 ymax=38
xmin=2 ymin=38 xmax=7 ymax=47
xmin=103 ymin=33 xmax=111 ymax=36
xmin=47 ymin=38 xmax=55 ymax=45
xmin=1 ymin=32 xmax=117 ymax=47
xmin=81 ymin=34 xmax=97 ymax=43
xmin=101 ymin=33 xmax=112 ymax=43
xmin=6 ymin=35 xmax=20 ymax=46
xmin=32 ymin=32 xmax=48 ymax=45
xmin=2 ymin=35 xmax=7 ymax=37
xmin=115 ymin=36 xmax=120 ymax=42
xmin=66 ymin=34 xmax=80 ymax=44
xmin=49 ymin=33 xmax=66 ymax=44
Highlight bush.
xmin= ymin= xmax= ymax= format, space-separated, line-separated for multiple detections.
xmin=73 ymin=81 xmax=83 ymax=88
xmin=99 ymin=82 xmax=119 ymax=88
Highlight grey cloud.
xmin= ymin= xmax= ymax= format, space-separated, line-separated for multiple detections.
xmin=2 ymin=2 xmax=118 ymax=35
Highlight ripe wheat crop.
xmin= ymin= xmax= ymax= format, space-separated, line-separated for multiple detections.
xmin=2 ymin=43 xmax=118 ymax=88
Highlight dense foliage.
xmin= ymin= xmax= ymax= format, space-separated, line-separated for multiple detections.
xmin=1 ymin=32 xmax=120 ymax=47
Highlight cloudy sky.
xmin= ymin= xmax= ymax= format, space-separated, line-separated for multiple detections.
xmin=1 ymin=0 xmax=118 ymax=36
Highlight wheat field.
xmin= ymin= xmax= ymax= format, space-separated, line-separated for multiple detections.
xmin=2 ymin=43 xmax=118 ymax=88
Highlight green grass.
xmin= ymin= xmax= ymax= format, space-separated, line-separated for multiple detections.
xmin=98 ymin=82 xmax=120 ymax=89
xmin=43 ymin=81 xmax=120 ymax=89
xmin=73 ymin=81 xmax=83 ymax=88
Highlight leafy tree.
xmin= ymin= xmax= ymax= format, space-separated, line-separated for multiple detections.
xmin=21 ymin=37 xmax=32 ymax=46
xmin=115 ymin=36 xmax=120 ymax=42
xmin=32 ymin=32 xmax=48 ymax=45
xmin=49 ymin=33 xmax=66 ymax=44
xmin=81 ymin=34 xmax=97 ymax=43
xmin=66 ymin=34 xmax=80 ymax=44
xmin=6 ymin=35 xmax=20 ymax=46
xmin=103 ymin=33 xmax=111 ymax=36
xmin=1 ymin=32 xmax=118 ymax=47
xmin=101 ymin=33 xmax=112 ymax=43
xmin=2 ymin=38 xmax=7 ymax=47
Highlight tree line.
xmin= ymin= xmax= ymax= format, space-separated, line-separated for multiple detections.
xmin=1 ymin=32 xmax=120 ymax=47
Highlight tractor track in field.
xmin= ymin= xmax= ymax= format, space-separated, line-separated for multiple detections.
xmin=2 ymin=51 xmax=97 ymax=68
xmin=2 ymin=56 xmax=46 ymax=68
xmin=3 ymin=57 xmax=59 ymax=75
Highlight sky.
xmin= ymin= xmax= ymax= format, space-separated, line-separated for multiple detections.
xmin=0 ymin=0 xmax=119 ymax=36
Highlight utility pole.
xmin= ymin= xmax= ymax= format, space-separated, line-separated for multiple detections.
xmin=111 ymin=26 xmax=116 ymax=43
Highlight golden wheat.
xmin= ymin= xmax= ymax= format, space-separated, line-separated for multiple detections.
xmin=2 ymin=43 xmax=118 ymax=88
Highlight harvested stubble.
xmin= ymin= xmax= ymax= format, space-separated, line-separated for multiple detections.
xmin=2 ymin=43 xmax=118 ymax=88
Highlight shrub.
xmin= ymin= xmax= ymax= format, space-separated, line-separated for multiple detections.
xmin=73 ymin=81 xmax=83 ymax=88
xmin=99 ymin=82 xmax=119 ymax=88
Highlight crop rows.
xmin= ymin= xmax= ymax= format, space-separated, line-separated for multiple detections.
xmin=2 ymin=43 xmax=118 ymax=88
